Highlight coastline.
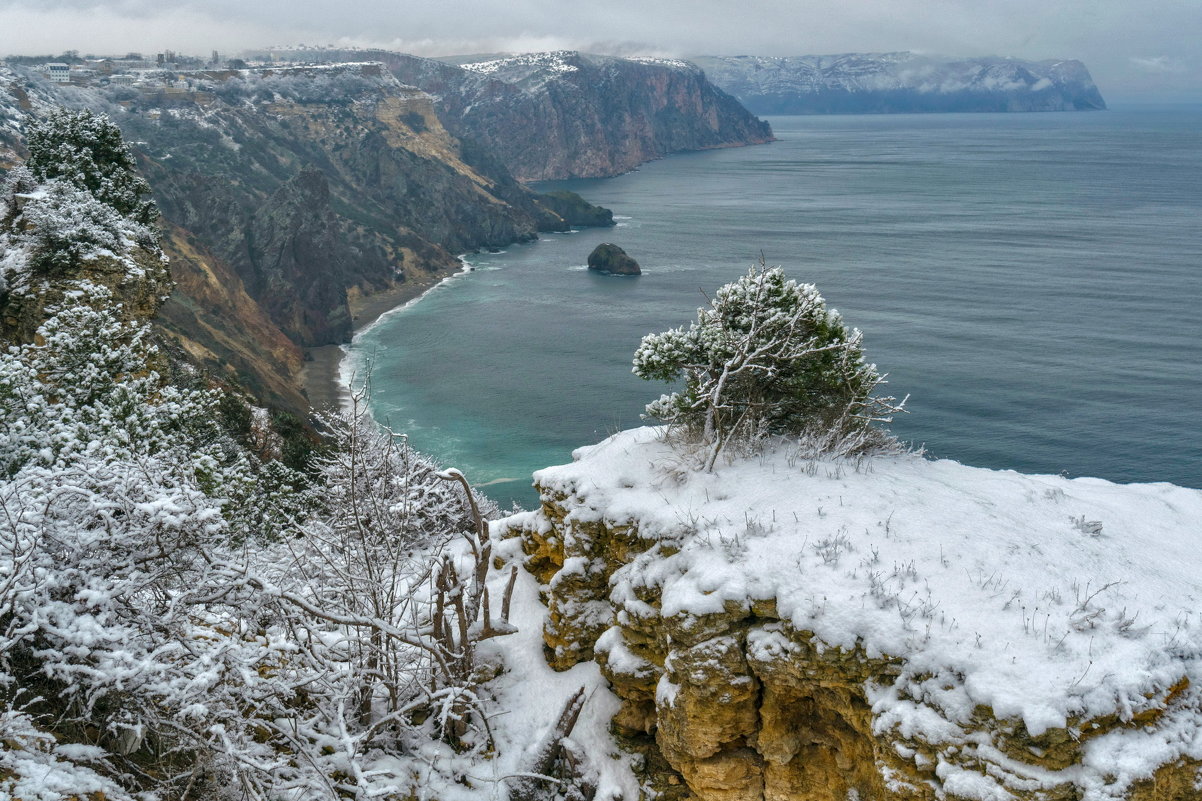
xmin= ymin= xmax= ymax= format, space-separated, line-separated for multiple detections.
xmin=298 ymin=268 xmax=463 ymax=413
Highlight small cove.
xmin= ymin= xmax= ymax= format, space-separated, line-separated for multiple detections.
xmin=347 ymin=109 xmax=1202 ymax=509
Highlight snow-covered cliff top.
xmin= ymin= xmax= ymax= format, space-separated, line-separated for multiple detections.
xmin=459 ymin=50 xmax=582 ymax=76
xmin=527 ymin=427 xmax=1202 ymax=788
xmin=691 ymin=52 xmax=1106 ymax=113
xmin=454 ymin=50 xmax=701 ymax=88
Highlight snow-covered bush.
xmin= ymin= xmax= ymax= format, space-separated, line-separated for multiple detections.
xmin=257 ymin=394 xmax=508 ymax=749
xmin=1 ymin=289 xmax=182 ymax=473
xmin=633 ymin=261 xmax=904 ymax=469
xmin=0 ymin=102 xmax=523 ymax=799
xmin=3 ymin=175 xmax=131 ymax=277
xmin=24 ymin=108 xmax=157 ymax=226
xmin=0 ymin=305 xmax=518 ymax=798
xmin=0 ymin=300 xmax=269 ymax=798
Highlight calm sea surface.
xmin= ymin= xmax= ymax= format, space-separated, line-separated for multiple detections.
xmin=347 ymin=109 xmax=1202 ymax=509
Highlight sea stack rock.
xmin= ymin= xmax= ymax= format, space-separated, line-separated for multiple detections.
xmin=587 ymin=243 xmax=641 ymax=275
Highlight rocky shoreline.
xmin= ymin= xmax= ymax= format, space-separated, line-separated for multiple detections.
xmin=299 ymin=269 xmax=460 ymax=413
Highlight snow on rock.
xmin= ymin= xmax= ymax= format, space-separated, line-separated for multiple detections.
xmin=504 ymin=426 xmax=1202 ymax=801
xmin=474 ymin=533 xmax=641 ymax=801
xmin=454 ymin=50 xmax=702 ymax=97
xmin=628 ymin=56 xmax=697 ymax=71
xmin=458 ymin=51 xmax=583 ymax=85
xmin=462 ymin=51 xmax=579 ymax=73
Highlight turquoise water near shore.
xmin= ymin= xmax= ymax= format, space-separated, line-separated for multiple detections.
xmin=347 ymin=109 xmax=1202 ymax=509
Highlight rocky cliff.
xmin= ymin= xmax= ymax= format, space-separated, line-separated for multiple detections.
xmin=691 ymin=53 xmax=1107 ymax=114
xmin=503 ymin=427 xmax=1202 ymax=801
xmin=1 ymin=63 xmax=611 ymax=412
xmin=125 ymin=65 xmax=577 ymax=345
xmin=273 ymin=49 xmax=775 ymax=181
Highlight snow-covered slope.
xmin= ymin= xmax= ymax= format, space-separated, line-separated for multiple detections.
xmin=0 ymin=66 xmax=66 ymax=166
xmin=504 ymin=427 xmax=1202 ymax=800
xmin=692 ymin=53 xmax=1107 ymax=114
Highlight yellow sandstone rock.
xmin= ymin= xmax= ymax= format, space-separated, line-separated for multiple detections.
xmin=514 ymin=480 xmax=1202 ymax=801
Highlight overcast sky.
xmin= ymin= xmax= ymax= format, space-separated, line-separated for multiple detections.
xmin=1 ymin=0 xmax=1198 ymax=101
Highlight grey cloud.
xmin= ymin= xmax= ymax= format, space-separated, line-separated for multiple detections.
xmin=1 ymin=0 xmax=1199 ymax=100
xmin=1130 ymin=56 xmax=1189 ymax=74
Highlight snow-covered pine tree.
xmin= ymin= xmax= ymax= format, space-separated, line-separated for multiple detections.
xmin=633 ymin=260 xmax=905 ymax=470
xmin=24 ymin=108 xmax=158 ymax=227
xmin=1 ymin=108 xmax=168 ymax=342
xmin=6 ymin=177 xmax=132 ymax=277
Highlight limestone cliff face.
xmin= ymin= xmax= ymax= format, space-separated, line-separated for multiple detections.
xmin=513 ymin=488 xmax=907 ymax=801
xmin=442 ymin=52 xmax=776 ymax=181
xmin=505 ymin=430 xmax=1202 ymax=801
xmin=131 ymin=68 xmax=558 ymax=347
xmin=275 ymin=50 xmax=775 ymax=181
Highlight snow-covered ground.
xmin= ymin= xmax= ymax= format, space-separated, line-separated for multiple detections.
xmin=510 ymin=426 xmax=1202 ymax=796
xmin=474 ymin=535 xmax=640 ymax=801
xmin=459 ymin=51 xmax=581 ymax=77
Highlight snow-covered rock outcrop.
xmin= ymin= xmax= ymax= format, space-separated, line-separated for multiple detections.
xmin=691 ymin=53 xmax=1107 ymax=114
xmin=504 ymin=427 xmax=1202 ymax=801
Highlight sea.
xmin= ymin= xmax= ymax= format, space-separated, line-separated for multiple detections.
xmin=345 ymin=108 xmax=1202 ymax=510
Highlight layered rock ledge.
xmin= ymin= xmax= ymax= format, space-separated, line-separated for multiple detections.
xmin=503 ymin=428 xmax=1202 ymax=801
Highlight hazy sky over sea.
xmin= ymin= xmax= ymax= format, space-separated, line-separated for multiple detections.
xmin=0 ymin=0 xmax=1197 ymax=101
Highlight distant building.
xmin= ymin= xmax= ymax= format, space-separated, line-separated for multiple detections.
xmin=47 ymin=63 xmax=70 ymax=83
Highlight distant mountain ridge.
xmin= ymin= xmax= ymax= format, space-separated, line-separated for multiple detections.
xmin=272 ymin=48 xmax=775 ymax=181
xmin=690 ymin=53 xmax=1106 ymax=114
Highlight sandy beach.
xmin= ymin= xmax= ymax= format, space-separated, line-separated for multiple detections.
xmin=298 ymin=272 xmax=454 ymax=413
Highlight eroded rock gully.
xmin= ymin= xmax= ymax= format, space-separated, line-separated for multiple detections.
xmin=507 ymin=487 xmax=1201 ymax=801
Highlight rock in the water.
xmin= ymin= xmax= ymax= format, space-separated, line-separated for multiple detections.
xmin=539 ymin=190 xmax=615 ymax=228
xmin=587 ymin=243 xmax=641 ymax=275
